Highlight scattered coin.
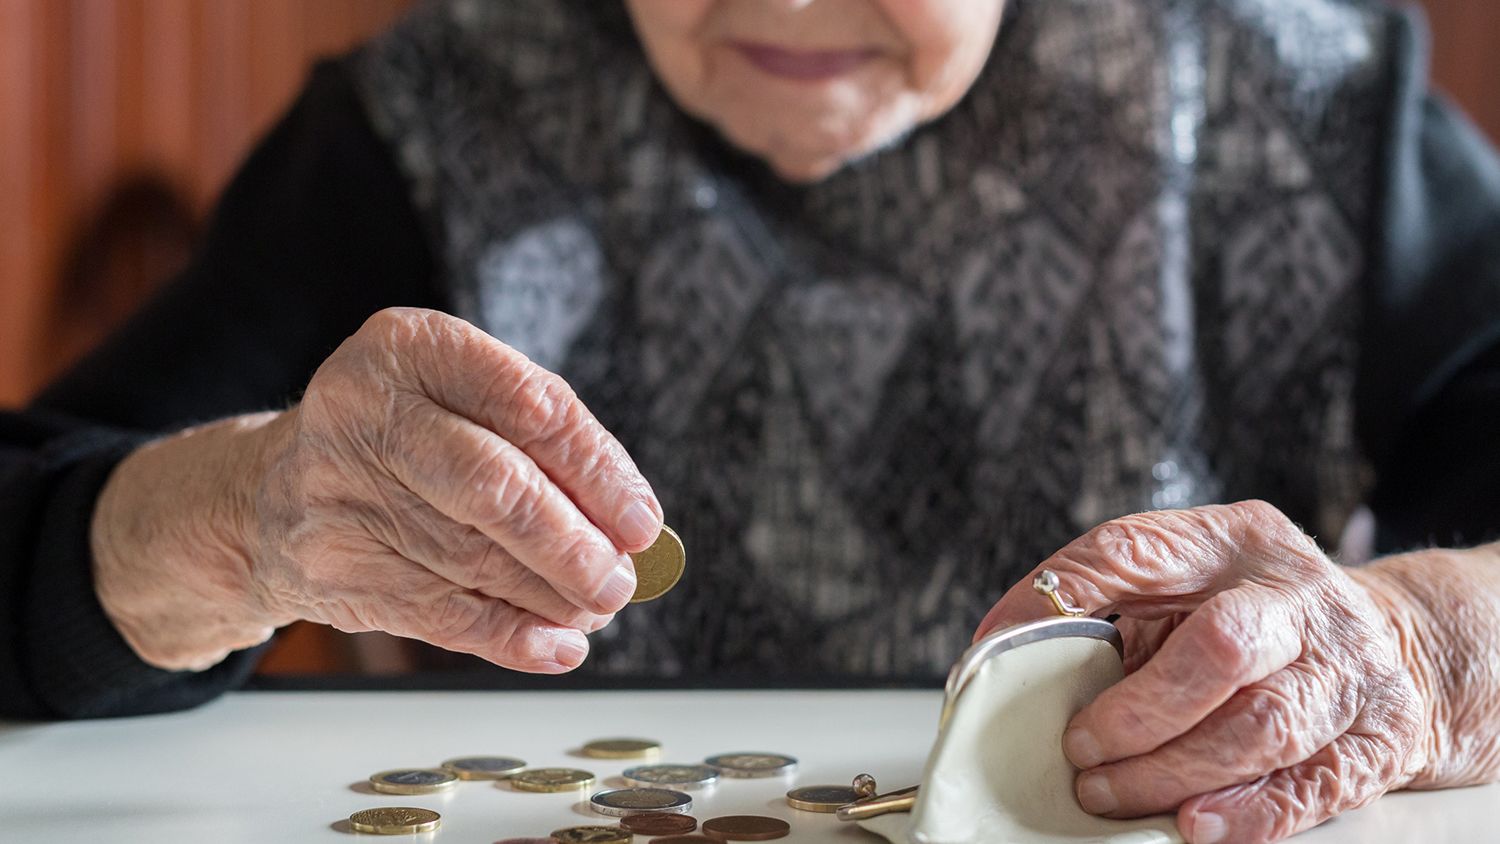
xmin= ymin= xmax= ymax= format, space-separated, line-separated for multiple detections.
xmin=700 ymin=815 xmax=791 ymax=841
xmin=510 ymin=768 xmax=597 ymax=792
xmin=589 ymin=787 xmax=693 ymax=817
xmin=494 ymin=840 xmax=559 ymax=844
xmin=347 ymin=807 xmax=442 ymax=834
xmin=786 ymin=784 xmax=862 ymax=813
xmin=582 ymin=738 xmax=662 ymax=759
xmin=629 ymin=525 xmax=685 ymax=602
xmin=441 ymin=755 xmax=527 ymax=780
xmin=550 ymin=826 xmax=631 ymax=844
xmin=619 ymin=812 xmax=698 ymax=835
xmin=621 ymin=763 xmax=720 ymax=790
xmin=703 ymin=753 xmax=798 ymax=778
xmin=367 ymin=768 xmax=458 ymax=795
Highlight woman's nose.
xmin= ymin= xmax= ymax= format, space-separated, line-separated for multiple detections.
xmin=762 ymin=0 xmax=818 ymax=11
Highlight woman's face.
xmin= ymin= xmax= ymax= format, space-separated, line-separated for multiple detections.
xmin=624 ymin=0 xmax=1007 ymax=183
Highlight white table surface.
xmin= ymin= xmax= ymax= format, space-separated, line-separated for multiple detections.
xmin=0 ymin=690 xmax=1492 ymax=842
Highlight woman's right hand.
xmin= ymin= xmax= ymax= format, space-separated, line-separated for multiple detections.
xmin=93 ymin=308 xmax=662 ymax=673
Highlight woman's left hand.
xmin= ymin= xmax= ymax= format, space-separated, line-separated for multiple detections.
xmin=973 ymin=500 xmax=1441 ymax=844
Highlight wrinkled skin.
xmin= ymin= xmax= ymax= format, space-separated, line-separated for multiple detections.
xmin=94 ymin=308 xmax=663 ymax=673
xmin=975 ymin=501 xmax=1500 ymax=844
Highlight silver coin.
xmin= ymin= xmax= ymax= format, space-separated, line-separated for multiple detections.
xmin=621 ymin=763 xmax=721 ymax=790
xmin=368 ymin=768 xmax=459 ymax=794
xmin=588 ymin=787 xmax=693 ymax=817
xmin=703 ymin=752 xmax=799 ymax=778
xmin=441 ymin=755 xmax=527 ymax=780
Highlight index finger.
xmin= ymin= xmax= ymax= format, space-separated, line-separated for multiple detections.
xmin=972 ymin=501 xmax=1276 ymax=641
xmin=381 ymin=309 xmax=664 ymax=552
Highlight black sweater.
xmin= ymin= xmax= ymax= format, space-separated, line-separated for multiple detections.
xmin=3 ymin=5 xmax=1499 ymax=718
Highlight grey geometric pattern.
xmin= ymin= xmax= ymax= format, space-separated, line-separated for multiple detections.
xmin=351 ymin=0 xmax=1395 ymax=681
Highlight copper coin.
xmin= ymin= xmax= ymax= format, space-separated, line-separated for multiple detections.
xmin=621 ymin=813 xmax=698 ymax=835
xmin=700 ymin=816 xmax=791 ymax=841
xmin=649 ymin=837 xmax=716 ymax=843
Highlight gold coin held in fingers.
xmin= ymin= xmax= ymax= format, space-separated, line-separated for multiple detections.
xmin=367 ymin=768 xmax=458 ymax=795
xmin=550 ymin=826 xmax=631 ymax=844
xmin=348 ymin=807 xmax=441 ymax=834
xmin=582 ymin=738 xmax=662 ymax=759
xmin=509 ymin=767 xmax=597 ymax=792
xmin=629 ymin=525 xmax=685 ymax=603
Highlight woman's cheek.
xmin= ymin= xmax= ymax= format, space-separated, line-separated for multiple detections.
xmin=874 ymin=0 xmax=1006 ymax=109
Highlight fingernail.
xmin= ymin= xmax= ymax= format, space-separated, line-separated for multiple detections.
xmin=1192 ymin=812 xmax=1227 ymax=844
xmin=595 ymin=563 xmax=637 ymax=610
xmin=1064 ymin=727 xmax=1104 ymax=768
xmin=617 ymin=500 xmax=660 ymax=549
xmin=552 ymin=630 xmax=588 ymax=667
xmin=1077 ymin=773 xmax=1117 ymax=814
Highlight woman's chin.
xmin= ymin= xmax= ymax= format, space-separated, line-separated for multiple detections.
xmin=764 ymin=152 xmax=846 ymax=184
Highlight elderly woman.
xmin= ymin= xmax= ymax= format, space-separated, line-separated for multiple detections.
xmin=2 ymin=0 xmax=1498 ymax=841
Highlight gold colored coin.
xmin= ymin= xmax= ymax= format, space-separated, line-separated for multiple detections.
xmin=368 ymin=768 xmax=458 ymax=795
xmin=629 ymin=525 xmax=685 ymax=602
xmin=786 ymin=784 xmax=862 ymax=813
xmin=509 ymin=767 xmax=597 ymax=792
xmin=549 ymin=826 xmax=631 ymax=844
xmin=348 ymin=807 xmax=441 ymax=834
xmin=581 ymin=738 xmax=662 ymax=759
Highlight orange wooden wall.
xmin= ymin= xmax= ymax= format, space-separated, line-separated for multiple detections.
xmin=0 ymin=0 xmax=412 ymax=405
xmin=1423 ymin=0 xmax=1500 ymax=145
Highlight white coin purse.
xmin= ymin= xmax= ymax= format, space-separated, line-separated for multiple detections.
xmin=850 ymin=612 xmax=1184 ymax=844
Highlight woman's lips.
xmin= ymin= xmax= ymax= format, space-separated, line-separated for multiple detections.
xmin=730 ymin=41 xmax=882 ymax=82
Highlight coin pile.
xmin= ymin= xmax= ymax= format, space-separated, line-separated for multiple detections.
xmin=348 ymin=737 xmax=850 ymax=838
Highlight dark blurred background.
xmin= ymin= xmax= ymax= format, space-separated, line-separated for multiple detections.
xmin=1 ymin=0 xmax=1496 ymax=675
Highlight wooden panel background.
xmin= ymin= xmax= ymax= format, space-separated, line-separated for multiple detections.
xmin=1422 ymin=0 xmax=1500 ymax=142
xmin=0 ymin=0 xmax=1496 ymax=674
xmin=0 ymin=0 xmax=412 ymax=405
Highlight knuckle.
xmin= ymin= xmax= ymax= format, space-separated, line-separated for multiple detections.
xmin=1273 ymin=765 xmax=1342 ymax=839
xmin=1100 ymin=692 xmax=1178 ymax=750
xmin=460 ymin=442 xmax=544 ymax=526
xmin=1231 ymin=686 xmax=1301 ymax=762
xmin=429 ymin=591 xmax=492 ymax=647
xmin=454 ymin=534 xmax=517 ymax=588
xmin=553 ymin=534 xmax=613 ymax=593
xmin=1080 ymin=513 xmax=1186 ymax=578
xmin=1188 ymin=600 xmax=1259 ymax=679
xmin=1229 ymin=498 xmax=1282 ymax=526
xmin=360 ymin=306 xmax=424 ymax=345
xmin=1087 ymin=516 xmax=1157 ymax=565
xmin=505 ymin=367 xmax=586 ymax=444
